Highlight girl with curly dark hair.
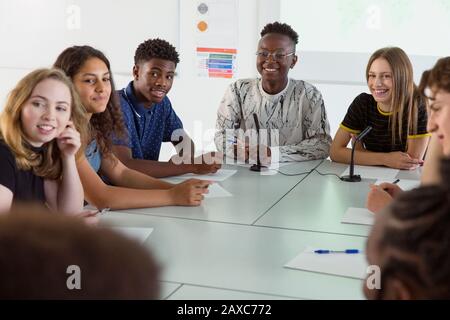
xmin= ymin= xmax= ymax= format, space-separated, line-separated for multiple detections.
xmin=54 ymin=46 xmax=210 ymax=210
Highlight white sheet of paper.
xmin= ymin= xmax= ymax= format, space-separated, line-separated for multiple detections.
xmin=285 ymin=246 xmax=368 ymax=279
xmin=341 ymin=165 xmax=399 ymax=180
xmin=108 ymin=227 xmax=153 ymax=244
xmin=375 ymin=179 xmax=420 ymax=191
xmin=164 ymin=169 xmax=237 ymax=183
xmin=204 ymin=183 xmax=233 ymax=198
xmin=342 ymin=207 xmax=375 ymax=226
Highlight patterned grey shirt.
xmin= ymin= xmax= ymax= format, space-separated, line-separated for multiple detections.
xmin=214 ymin=78 xmax=331 ymax=162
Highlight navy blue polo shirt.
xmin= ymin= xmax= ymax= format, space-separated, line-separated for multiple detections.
xmin=115 ymin=81 xmax=183 ymax=160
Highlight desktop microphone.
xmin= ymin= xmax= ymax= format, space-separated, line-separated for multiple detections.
xmin=340 ymin=126 xmax=372 ymax=182
xmin=250 ymin=113 xmax=266 ymax=172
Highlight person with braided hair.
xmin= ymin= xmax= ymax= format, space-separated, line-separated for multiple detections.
xmin=364 ymin=158 xmax=450 ymax=299
xmin=0 ymin=205 xmax=160 ymax=299
xmin=367 ymin=56 xmax=450 ymax=213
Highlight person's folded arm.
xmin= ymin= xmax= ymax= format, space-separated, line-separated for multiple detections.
xmin=77 ymin=156 xmax=175 ymax=210
xmin=275 ymin=134 xmax=331 ymax=162
xmin=276 ymin=96 xmax=332 ymax=162
xmin=113 ymin=145 xmax=195 ymax=178
xmin=330 ymin=127 xmax=386 ymax=165
xmin=100 ymin=153 xmax=173 ymax=190
xmin=406 ymin=135 xmax=430 ymax=160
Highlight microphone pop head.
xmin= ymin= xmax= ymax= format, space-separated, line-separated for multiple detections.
xmin=356 ymin=126 xmax=372 ymax=141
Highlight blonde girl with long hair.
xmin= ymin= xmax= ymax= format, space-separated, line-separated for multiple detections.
xmin=330 ymin=47 xmax=430 ymax=170
xmin=0 ymin=68 xmax=87 ymax=214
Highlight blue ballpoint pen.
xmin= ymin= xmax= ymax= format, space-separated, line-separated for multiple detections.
xmin=314 ymin=249 xmax=360 ymax=254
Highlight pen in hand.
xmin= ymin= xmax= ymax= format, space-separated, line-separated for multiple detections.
xmin=382 ymin=178 xmax=400 ymax=191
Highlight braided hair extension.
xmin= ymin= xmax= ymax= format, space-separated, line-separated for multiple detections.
xmin=379 ymin=158 xmax=450 ymax=298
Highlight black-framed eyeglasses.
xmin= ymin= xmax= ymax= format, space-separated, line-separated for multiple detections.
xmin=255 ymin=51 xmax=295 ymax=61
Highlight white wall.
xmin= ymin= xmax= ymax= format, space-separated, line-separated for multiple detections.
xmin=0 ymin=0 xmax=180 ymax=103
xmin=1 ymin=0 xmax=442 ymax=161
xmin=0 ymin=0 xmax=261 ymax=160
xmin=276 ymin=0 xmax=445 ymax=142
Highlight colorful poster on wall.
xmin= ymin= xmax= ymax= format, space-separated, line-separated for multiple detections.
xmin=195 ymin=0 xmax=238 ymax=78
xmin=196 ymin=47 xmax=236 ymax=78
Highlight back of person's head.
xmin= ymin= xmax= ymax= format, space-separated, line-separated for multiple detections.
xmin=0 ymin=68 xmax=87 ymax=179
xmin=134 ymin=38 xmax=180 ymax=66
xmin=0 ymin=205 xmax=160 ymax=299
xmin=260 ymin=22 xmax=299 ymax=46
xmin=366 ymin=47 xmax=423 ymax=144
xmin=419 ymin=56 xmax=450 ymax=96
xmin=54 ymin=45 xmax=125 ymax=155
xmin=366 ymin=159 xmax=450 ymax=299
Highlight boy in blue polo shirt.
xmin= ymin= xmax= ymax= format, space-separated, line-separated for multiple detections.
xmin=114 ymin=38 xmax=221 ymax=178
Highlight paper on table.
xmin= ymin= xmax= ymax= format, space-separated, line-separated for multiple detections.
xmin=204 ymin=183 xmax=232 ymax=198
xmin=342 ymin=207 xmax=374 ymax=226
xmin=261 ymin=162 xmax=295 ymax=176
xmin=284 ymin=246 xmax=368 ymax=279
xmin=163 ymin=169 xmax=237 ymax=183
xmin=341 ymin=165 xmax=399 ymax=180
xmin=108 ymin=227 xmax=154 ymax=244
xmin=375 ymin=179 xmax=420 ymax=191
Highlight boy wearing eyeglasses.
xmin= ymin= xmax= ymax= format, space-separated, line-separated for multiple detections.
xmin=214 ymin=22 xmax=331 ymax=164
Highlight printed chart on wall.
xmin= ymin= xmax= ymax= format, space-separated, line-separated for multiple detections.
xmin=195 ymin=0 xmax=238 ymax=79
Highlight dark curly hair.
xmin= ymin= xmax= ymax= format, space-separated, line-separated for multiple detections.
xmin=134 ymin=38 xmax=180 ymax=66
xmin=0 ymin=205 xmax=160 ymax=299
xmin=419 ymin=56 xmax=450 ymax=96
xmin=260 ymin=22 xmax=299 ymax=45
xmin=377 ymin=158 xmax=450 ymax=299
xmin=53 ymin=46 xmax=126 ymax=158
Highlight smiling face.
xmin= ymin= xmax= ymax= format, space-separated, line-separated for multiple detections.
xmin=132 ymin=58 xmax=175 ymax=107
xmin=20 ymin=78 xmax=72 ymax=147
xmin=72 ymin=57 xmax=112 ymax=115
xmin=256 ymin=33 xmax=297 ymax=94
xmin=427 ymin=89 xmax=450 ymax=156
xmin=367 ymin=58 xmax=394 ymax=108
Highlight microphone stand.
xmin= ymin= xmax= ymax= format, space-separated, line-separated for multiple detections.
xmin=340 ymin=126 xmax=372 ymax=182
xmin=250 ymin=113 xmax=266 ymax=172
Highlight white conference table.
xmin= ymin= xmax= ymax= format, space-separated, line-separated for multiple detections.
xmin=256 ymin=160 xmax=422 ymax=237
xmin=100 ymin=160 xmax=421 ymax=300
xmin=112 ymin=161 xmax=322 ymax=225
